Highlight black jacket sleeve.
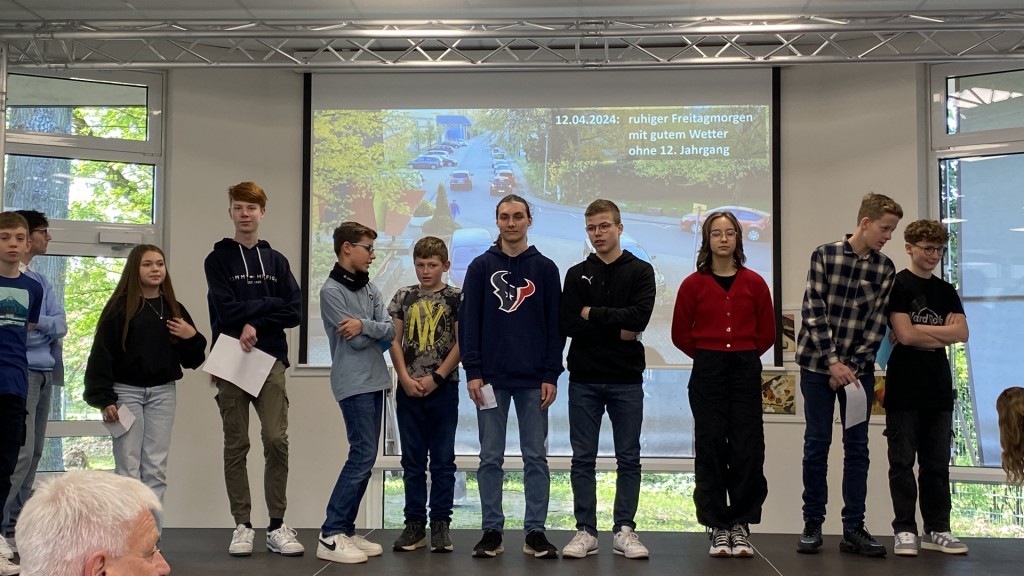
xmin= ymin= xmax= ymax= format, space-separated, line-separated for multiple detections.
xmin=83 ymin=305 xmax=123 ymax=409
xmin=588 ymin=262 xmax=656 ymax=332
xmin=174 ymin=302 xmax=208 ymax=370
xmin=560 ymin=268 xmax=592 ymax=338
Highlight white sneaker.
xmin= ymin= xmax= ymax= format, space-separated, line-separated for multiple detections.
xmin=613 ymin=527 xmax=649 ymax=559
xmin=894 ymin=531 xmax=919 ymax=556
xmin=708 ymin=528 xmax=731 ymax=557
xmin=228 ymin=524 xmax=255 ymax=556
xmin=0 ymin=538 xmax=11 ymax=560
xmin=267 ymin=523 xmax=305 ymax=556
xmin=0 ymin=555 xmax=20 ymax=576
xmin=921 ymin=531 xmax=968 ymax=555
xmin=317 ymin=533 xmax=369 ymax=564
xmin=351 ymin=534 xmax=383 ymax=557
xmin=729 ymin=524 xmax=753 ymax=558
xmin=562 ymin=530 xmax=599 ymax=558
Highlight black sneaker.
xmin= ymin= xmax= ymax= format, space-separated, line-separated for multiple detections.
xmin=473 ymin=530 xmax=504 ymax=558
xmin=523 ymin=530 xmax=558 ymax=559
xmin=797 ymin=521 xmax=823 ymax=554
xmin=430 ymin=520 xmax=453 ymax=553
xmin=393 ymin=520 xmax=426 ymax=552
xmin=839 ymin=525 xmax=887 ymax=557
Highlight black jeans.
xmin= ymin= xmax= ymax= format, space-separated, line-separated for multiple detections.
xmin=0 ymin=394 xmax=28 ymax=512
xmin=885 ymin=408 xmax=953 ymax=535
xmin=688 ymin=350 xmax=767 ymax=529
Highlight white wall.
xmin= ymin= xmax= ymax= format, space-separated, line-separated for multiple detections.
xmin=163 ymin=63 xmax=926 ymax=534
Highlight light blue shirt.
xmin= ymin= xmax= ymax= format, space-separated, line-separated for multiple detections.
xmin=21 ymin=263 xmax=67 ymax=373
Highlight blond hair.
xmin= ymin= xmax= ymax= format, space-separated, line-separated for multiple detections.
xmin=857 ymin=193 xmax=903 ymax=222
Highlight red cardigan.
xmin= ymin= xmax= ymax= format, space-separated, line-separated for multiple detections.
xmin=671 ymin=267 xmax=776 ymax=358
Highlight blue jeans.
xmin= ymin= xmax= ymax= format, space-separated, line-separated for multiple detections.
xmin=396 ymin=383 xmax=459 ymax=523
xmin=800 ymin=369 xmax=874 ymax=529
xmin=322 ymin=391 xmax=383 ymax=537
xmin=568 ymin=382 xmax=643 ymax=534
xmin=477 ymin=387 xmax=549 ymax=534
xmin=3 ymin=370 xmax=52 ymax=536
xmin=112 ymin=383 xmax=177 ymax=504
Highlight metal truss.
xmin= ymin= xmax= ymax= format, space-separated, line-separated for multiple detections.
xmin=3 ymin=11 xmax=1024 ymax=70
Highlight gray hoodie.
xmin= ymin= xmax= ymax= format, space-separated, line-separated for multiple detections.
xmin=320 ymin=275 xmax=396 ymax=402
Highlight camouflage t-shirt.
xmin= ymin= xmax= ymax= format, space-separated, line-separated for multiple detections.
xmin=388 ymin=284 xmax=462 ymax=382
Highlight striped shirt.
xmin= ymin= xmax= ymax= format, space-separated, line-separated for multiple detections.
xmin=796 ymin=236 xmax=895 ymax=376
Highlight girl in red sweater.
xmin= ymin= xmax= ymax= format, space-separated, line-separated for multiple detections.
xmin=671 ymin=211 xmax=775 ymax=559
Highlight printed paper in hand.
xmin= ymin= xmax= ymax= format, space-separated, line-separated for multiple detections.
xmin=202 ymin=335 xmax=276 ymax=397
xmin=843 ymin=382 xmax=868 ymax=429
xmin=478 ymin=383 xmax=498 ymax=410
xmin=103 ymin=404 xmax=136 ymax=438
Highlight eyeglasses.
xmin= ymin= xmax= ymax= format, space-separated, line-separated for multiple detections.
xmin=350 ymin=242 xmax=375 ymax=254
xmin=709 ymin=230 xmax=737 ymax=238
xmin=912 ymin=244 xmax=946 ymax=256
xmin=31 ymin=228 xmax=48 ymax=235
xmin=585 ymin=222 xmax=616 ymax=234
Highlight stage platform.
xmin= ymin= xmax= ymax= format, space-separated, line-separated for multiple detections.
xmin=157 ymin=528 xmax=1009 ymax=576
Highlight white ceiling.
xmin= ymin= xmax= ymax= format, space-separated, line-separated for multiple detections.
xmin=2 ymin=0 xmax=1024 ymax=21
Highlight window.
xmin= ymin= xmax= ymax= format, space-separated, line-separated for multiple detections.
xmin=6 ymin=72 xmax=161 ymax=154
xmin=939 ymin=153 xmax=1024 ymax=469
xmin=946 ymin=69 xmax=1024 ymax=135
xmin=383 ymin=470 xmax=700 ymax=531
xmin=2 ymin=70 xmax=163 ymax=473
xmin=4 ymin=155 xmax=155 ymax=225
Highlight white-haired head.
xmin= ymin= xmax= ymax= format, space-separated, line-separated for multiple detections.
xmin=18 ymin=471 xmax=164 ymax=576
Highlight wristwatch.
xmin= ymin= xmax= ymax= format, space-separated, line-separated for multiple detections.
xmin=431 ymin=370 xmax=445 ymax=386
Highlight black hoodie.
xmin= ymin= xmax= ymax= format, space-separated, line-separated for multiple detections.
xmin=561 ymin=250 xmax=656 ymax=384
xmin=204 ymin=238 xmax=301 ymax=366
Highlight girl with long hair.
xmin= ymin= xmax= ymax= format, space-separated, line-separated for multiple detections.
xmin=671 ymin=211 xmax=776 ymax=558
xmin=998 ymin=387 xmax=1024 ymax=485
xmin=84 ymin=244 xmax=207 ymax=503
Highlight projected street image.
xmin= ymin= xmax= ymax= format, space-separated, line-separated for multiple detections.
xmin=307 ymin=105 xmax=773 ymax=366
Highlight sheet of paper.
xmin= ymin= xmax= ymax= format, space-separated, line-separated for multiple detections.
xmin=843 ymin=382 xmax=868 ymax=429
xmin=478 ymin=383 xmax=498 ymax=410
xmin=103 ymin=404 xmax=136 ymax=439
xmin=202 ymin=335 xmax=276 ymax=397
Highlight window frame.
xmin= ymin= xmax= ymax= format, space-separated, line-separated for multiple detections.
xmin=5 ymin=70 xmax=164 ymax=156
xmin=930 ymin=62 xmax=1024 ymax=151
xmin=2 ymin=68 xmax=166 ymax=468
xmin=928 ymin=63 xmax=1024 ymax=486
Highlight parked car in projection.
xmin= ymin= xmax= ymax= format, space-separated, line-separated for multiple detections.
xmin=489 ymin=176 xmax=515 ymax=196
xmin=679 ymin=205 xmax=771 ymax=242
xmin=407 ymin=155 xmax=445 ymax=170
xmin=426 ymin=150 xmax=458 ymax=167
xmin=449 ymin=170 xmax=473 ymax=191
xmin=449 ymin=228 xmax=494 ymax=287
xmin=583 ymin=232 xmax=668 ymax=306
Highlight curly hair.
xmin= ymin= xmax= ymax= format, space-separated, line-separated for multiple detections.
xmin=997 ymin=387 xmax=1024 ymax=484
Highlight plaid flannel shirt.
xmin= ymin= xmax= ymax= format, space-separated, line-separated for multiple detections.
xmin=796 ymin=236 xmax=895 ymax=376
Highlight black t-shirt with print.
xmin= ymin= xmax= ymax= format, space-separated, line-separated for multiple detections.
xmin=884 ymin=269 xmax=965 ymax=411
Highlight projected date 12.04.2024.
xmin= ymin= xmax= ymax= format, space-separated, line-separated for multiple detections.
xmin=554 ymin=114 xmax=620 ymax=125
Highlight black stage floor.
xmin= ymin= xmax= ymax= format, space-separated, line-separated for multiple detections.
xmin=159 ymin=528 xmax=1012 ymax=576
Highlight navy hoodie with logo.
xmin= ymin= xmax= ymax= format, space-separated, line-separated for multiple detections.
xmin=458 ymin=244 xmax=564 ymax=389
xmin=204 ymin=238 xmax=301 ymax=366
